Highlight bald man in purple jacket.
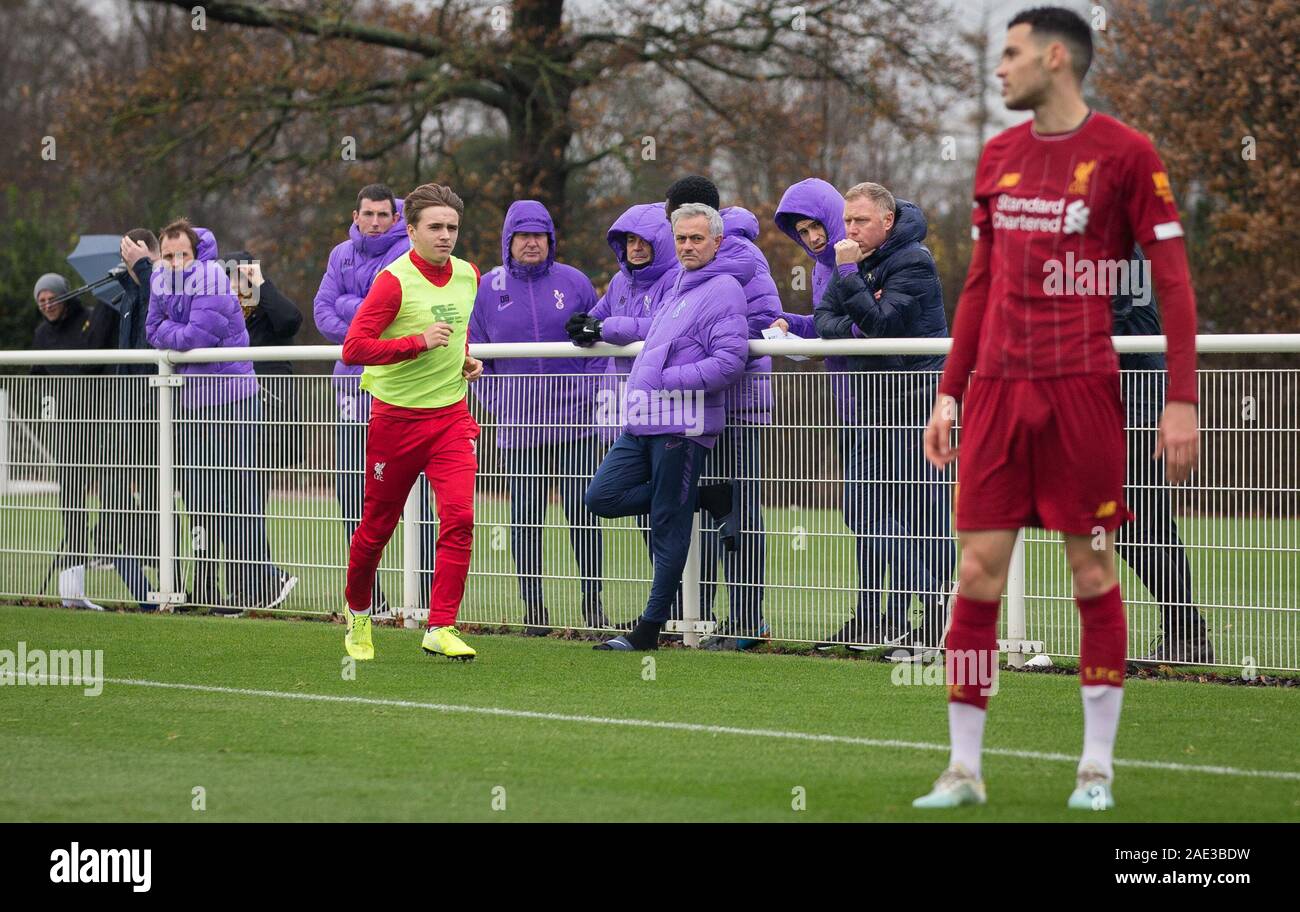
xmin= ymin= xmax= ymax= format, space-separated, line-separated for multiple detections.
xmin=469 ymin=199 xmax=610 ymax=634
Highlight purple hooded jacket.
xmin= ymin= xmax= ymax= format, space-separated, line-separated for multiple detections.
xmin=589 ymin=203 xmax=682 ymax=374
xmin=313 ymin=199 xmax=410 ymax=392
xmin=622 ymin=246 xmax=752 ymax=448
xmin=716 ymin=207 xmax=781 ymax=424
xmin=773 ymin=178 xmax=860 ymax=414
xmin=469 ymin=200 xmax=602 ymax=449
xmin=146 ymin=227 xmax=259 ymax=410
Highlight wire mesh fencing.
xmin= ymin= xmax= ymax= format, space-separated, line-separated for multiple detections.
xmin=0 ymin=343 xmax=1295 ymax=671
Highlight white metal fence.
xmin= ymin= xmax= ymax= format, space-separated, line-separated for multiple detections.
xmin=1 ymin=335 xmax=1296 ymax=671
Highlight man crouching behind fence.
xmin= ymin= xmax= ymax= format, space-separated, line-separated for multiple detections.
xmin=586 ymin=203 xmax=750 ymax=651
xmin=340 ymin=183 xmax=485 ymax=662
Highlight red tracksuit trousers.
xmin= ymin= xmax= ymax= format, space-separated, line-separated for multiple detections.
xmin=345 ymin=398 xmax=479 ymax=627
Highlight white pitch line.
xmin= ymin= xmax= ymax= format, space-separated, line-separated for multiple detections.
xmin=10 ymin=673 xmax=1300 ymax=782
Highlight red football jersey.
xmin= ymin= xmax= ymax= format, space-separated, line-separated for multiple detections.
xmin=969 ymin=112 xmax=1185 ymax=381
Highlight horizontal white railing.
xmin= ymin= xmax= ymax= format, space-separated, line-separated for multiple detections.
xmin=2 ymin=333 xmax=1300 ymax=367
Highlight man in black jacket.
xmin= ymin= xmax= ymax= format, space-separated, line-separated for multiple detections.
xmin=97 ymin=231 xmax=167 ymax=601
xmin=1112 ymin=250 xmax=1213 ymax=664
xmin=223 ymin=250 xmax=304 ymax=469
xmin=814 ymin=182 xmax=955 ymax=653
xmin=31 ymin=272 xmax=148 ymax=611
xmin=218 ymin=250 xmax=303 ymax=610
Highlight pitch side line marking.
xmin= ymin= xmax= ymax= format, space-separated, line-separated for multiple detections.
xmin=12 ymin=673 xmax=1300 ymax=782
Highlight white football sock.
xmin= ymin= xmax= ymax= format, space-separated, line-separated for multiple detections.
xmin=1079 ymin=684 xmax=1124 ymax=780
xmin=948 ymin=702 xmax=987 ymax=779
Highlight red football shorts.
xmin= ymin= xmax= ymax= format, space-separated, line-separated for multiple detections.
xmin=955 ymin=374 xmax=1131 ymax=536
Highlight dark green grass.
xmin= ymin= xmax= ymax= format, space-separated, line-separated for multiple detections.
xmin=1 ymin=605 xmax=1297 ymax=822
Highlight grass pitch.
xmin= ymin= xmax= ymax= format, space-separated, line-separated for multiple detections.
xmin=1 ymin=604 xmax=1297 ymax=822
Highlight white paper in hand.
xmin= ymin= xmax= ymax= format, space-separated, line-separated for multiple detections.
xmin=761 ymin=326 xmax=809 ymax=362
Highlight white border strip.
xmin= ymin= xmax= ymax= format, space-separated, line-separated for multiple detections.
xmin=14 ymin=673 xmax=1300 ymax=783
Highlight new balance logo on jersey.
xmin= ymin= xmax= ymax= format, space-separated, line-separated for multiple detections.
xmin=373 ymin=462 xmax=386 ymax=481
xmin=1063 ymin=199 xmax=1091 ymax=235
xmin=429 ymin=303 xmax=462 ymax=324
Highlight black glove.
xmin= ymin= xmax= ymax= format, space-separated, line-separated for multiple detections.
xmin=565 ymin=311 xmax=603 ymax=347
xmin=565 ymin=312 xmax=589 ymax=339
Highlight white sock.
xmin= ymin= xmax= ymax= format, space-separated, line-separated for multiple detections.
xmin=349 ymin=605 xmax=372 ymax=616
xmin=1079 ymin=684 xmax=1124 ymax=780
xmin=948 ymin=702 xmax=987 ymax=779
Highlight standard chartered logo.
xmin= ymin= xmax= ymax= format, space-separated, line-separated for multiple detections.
xmin=1063 ymin=199 xmax=1091 ymax=235
xmin=991 ymin=193 xmax=1090 ymax=235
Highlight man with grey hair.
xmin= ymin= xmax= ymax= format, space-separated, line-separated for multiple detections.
xmin=586 ymin=203 xmax=751 ymax=651
xmin=815 ymin=181 xmax=954 ymax=655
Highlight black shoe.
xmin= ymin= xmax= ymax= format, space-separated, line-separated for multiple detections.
xmin=912 ymin=585 xmax=954 ymax=650
xmin=701 ymin=620 xmax=770 ymax=651
xmin=522 ymin=607 xmax=551 ymax=637
xmin=594 ymin=618 xmax=661 ymax=651
xmin=697 ymin=482 xmax=739 ymax=552
xmin=815 ymin=617 xmax=910 ymax=651
xmin=1134 ymin=633 xmax=1216 ymax=666
xmin=259 ymin=573 xmax=299 ymax=610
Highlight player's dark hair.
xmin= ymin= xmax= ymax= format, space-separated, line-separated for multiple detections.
xmin=665 ymin=175 xmax=720 ymax=216
xmin=356 ymin=183 xmax=397 ymax=215
xmin=1009 ymin=6 xmax=1093 ymax=83
xmin=125 ymin=228 xmax=159 ymax=254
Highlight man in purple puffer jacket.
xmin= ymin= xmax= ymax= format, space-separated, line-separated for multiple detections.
xmin=146 ymin=219 xmax=295 ymax=613
xmin=469 ymin=199 xmax=609 ymax=633
xmin=313 ymin=184 xmax=432 ymax=615
xmin=663 ymin=177 xmax=779 ymax=649
xmin=587 ymin=203 xmax=750 ymax=651
xmin=567 ymin=202 xmax=681 ymax=375
xmin=566 ymin=202 xmax=685 ymax=620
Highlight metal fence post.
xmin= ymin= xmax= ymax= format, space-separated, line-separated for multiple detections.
xmin=152 ymin=358 xmax=181 ymax=611
xmin=0 ymin=388 xmax=9 ymax=495
xmin=402 ymin=485 xmax=420 ymax=627
xmin=1006 ymin=528 xmax=1027 ymax=668
xmin=682 ymin=513 xmax=702 ymax=648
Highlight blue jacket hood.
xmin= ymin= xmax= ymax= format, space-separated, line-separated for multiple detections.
xmin=502 ymin=199 xmax=557 ymax=280
xmin=867 ymin=199 xmax=927 ymax=265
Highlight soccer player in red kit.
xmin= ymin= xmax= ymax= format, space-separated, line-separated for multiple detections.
xmin=340 ymin=182 xmax=485 ymax=662
xmin=915 ymin=7 xmax=1199 ymax=809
